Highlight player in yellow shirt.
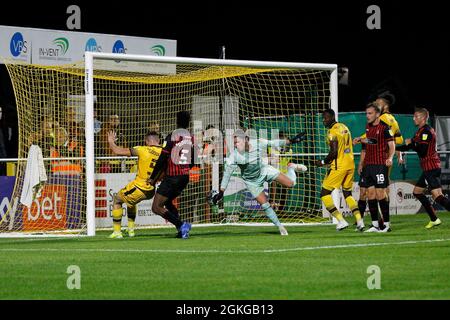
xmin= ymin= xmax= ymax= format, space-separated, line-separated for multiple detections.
xmin=107 ymin=130 xmax=162 ymax=238
xmin=316 ymin=109 xmax=365 ymax=231
xmin=377 ymin=92 xmax=404 ymax=145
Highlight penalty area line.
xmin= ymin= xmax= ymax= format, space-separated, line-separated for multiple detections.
xmin=0 ymin=238 xmax=449 ymax=254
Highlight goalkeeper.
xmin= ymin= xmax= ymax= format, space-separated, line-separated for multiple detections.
xmin=107 ymin=130 xmax=162 ymax=238
xmin=210 ymin=129 xmax=307 ymax=236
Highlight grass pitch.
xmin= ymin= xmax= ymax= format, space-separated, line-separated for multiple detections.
xmin=0 ymin=214 xmax=449 ymax=300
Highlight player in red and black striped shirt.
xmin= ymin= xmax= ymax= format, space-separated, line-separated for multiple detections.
xmin=397 ymin=107 xmax=450 ymax=228
xmin=354 ymin=102 xmax=395 ymax=232
xmin=148 ymin=111 xmax=193 ymax=239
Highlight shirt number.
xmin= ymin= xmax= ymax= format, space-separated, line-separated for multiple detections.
xmin=376 ymin=174 xmax=385 ymax=184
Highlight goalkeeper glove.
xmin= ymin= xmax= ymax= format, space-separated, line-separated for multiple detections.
xmin=208 ymin=190 xmax=224 ymax=205
xmin=289 ymin=132 xmax=306 ymax=144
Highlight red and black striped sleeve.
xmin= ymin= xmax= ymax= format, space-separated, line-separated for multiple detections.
xmin=149 ymin=134 xmax=172 ymax=180
xmin=410 ymin=127 xmax=431 ymax=158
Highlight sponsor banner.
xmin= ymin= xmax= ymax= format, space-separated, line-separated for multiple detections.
xmin=22 ymin=184 xmax=67 ymax=231
xmin=93 ymin=36 xmax=177 ymax=74
xmin=324 ymin=181 xmax=423 ymax=221
xmin=0 ymin=176 xmax=15 ymax=200
xmin=0 ymin=176 xmax=18 ymax=231
xmin=0 ymin=26 xmax=31 ymax=63
xmin=20 ymin=175 xmax=84 ymax=231
xmin=1 ymin=25 xmax=176 ymax=73
xmin=388 ymin=181 xmax=422 ymax=214
xmin=95 ymin=173 xmax=167 ymax=228
xmin=31 ymin=29 xmax=78 ymax=65
xmin=435 ymin=116 xmax=450 ymax=151
xmin=223 ymin=175 xmax=268 ymax=214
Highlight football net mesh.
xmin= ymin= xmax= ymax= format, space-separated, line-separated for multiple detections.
xmin=2 ymin=58 xmax=332 ymax=234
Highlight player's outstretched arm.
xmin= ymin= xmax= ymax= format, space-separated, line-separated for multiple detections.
xmin=220 ymin=160 xmax=237 ymax=193
xmin=107 ymin=130 xmax=131 ymax=156
xmin=288 ymin=132 xmax=306 ymax=144
xmin=396 ymin=139 xmax=414 ymax=152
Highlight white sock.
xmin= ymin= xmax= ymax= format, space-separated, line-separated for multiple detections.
xmin=286 ymin=167 xmax=297 ymax=186
xmin=372 ymin=221 xmax=379 ymax=228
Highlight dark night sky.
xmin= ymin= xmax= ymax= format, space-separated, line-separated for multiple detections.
xmin=1 ymin=0 xmax=449 ymax=115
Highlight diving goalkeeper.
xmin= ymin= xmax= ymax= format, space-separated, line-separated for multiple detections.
xmin=210 ymin=129 xmax=307 ymax=236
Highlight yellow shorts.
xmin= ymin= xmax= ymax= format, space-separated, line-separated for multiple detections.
xmin=117 ymin=181 xmax=155 ymax=207
xmin=322 ymin=168 xmax=354 ymax=192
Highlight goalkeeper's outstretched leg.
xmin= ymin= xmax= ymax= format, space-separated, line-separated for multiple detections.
xmin=210 ymin=162 xmax=308 ymax=236
xmin=271 ymin=163 xmax=307 ymax=189
xmin=254 ymin=192 xmax=289 ymax=236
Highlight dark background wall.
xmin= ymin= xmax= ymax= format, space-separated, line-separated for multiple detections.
xmin=1 ymin=0 xmax=449 ymax=115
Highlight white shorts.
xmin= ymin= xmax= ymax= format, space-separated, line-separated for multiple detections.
xmin=244 ymin=165 xmax=280 ymax=197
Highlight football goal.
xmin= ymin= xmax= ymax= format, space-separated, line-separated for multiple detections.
xmin=2 ymin=53 xmax=338 ymax=236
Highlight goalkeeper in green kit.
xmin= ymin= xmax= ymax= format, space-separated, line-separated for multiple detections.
xmin=209 ymin=129 xmax=307 ymax=235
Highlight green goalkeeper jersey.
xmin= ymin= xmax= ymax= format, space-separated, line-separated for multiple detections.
xmin=220 ymin=138 xmax=286 ymax=190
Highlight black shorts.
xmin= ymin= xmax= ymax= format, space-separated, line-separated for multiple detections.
xmin=157 ymin=175 xmax=189 ymax=199
xmin=416 ymin=168 xmax=442 ymax=190
xmin=359 ymin=167 xmax=369 ymax=188
xmin=359 ymin=164 xmax=389 ymax=188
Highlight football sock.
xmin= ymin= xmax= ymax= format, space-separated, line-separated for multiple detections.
xmin=127 ymin=206 xmax=136 ymax=230
xmin=162 ymin=210 xmax=183 ymax=230
xmin=358 ymin=199 xmax=367 ymax=218
xmin=345 ymin=195 xmax=362 ymax=222
xmin=286 ymin=167 xmax=297 ymax=186
xmin=379 ymin=198 xmax=390 ymax=223
xmin=112 ymin=208 xmax=122 ymax=233
xmin=166 ymin=201 xmax=180 ymax=219
xmin=414 ymin=193 xmax=437 ymax=221
xmin=368 ymin=199 xmax=379 ymax=226
xmin=435 ymin=195 xmax=450 ymax=211
xmin=321 ymin=194 xmax=344 ymax=221
xmin=261 ymin=202 xmax=281 ymax=227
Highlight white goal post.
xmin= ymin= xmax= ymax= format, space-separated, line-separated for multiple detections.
xmin=84 ymin=52 xmax=338 ymax=236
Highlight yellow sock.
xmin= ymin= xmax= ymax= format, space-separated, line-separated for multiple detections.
xmin=321 ymin=194 xmax=344 ymax=221
xmin=345 ymin=195 xmax=362 ymax=222
xmin=113 ymin=223 xmax=121 ymax=233
xmin=112 ymin=208 xmax=123 ymax=233
xmin=128 ymin=219 xmax=135 ymax=230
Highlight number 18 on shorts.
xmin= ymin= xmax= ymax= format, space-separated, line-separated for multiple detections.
xmin=360 ymin=164 xmax=389 ymax=188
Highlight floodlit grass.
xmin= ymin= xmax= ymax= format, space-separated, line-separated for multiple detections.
xmin=0 ymin=214 xmax=449 ymax=299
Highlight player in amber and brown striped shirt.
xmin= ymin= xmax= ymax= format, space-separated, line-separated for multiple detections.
xmin=354 ymin=102 xmax=395 ymax=232
xmin=397 ymin=107 xmax=450 ymax=229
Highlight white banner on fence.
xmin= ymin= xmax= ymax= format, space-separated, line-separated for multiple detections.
xmin=0 ymin=25 xmax=176 ymax=73
xmin=95 ymin=173 xmax=167 ymax=229
xmin=436 ymin=116 xmax=450 ymax=151
xmin=0 ymin=26 xmax=32 ymax=63
xmin=324 ymin=181 xmax=422 ymax=222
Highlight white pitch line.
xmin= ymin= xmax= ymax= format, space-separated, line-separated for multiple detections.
xmin=0 ymin=238 xmax=449 ymax=254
